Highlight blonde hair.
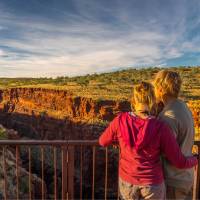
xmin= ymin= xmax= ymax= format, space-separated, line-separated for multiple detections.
xmin=154 ymin=70 xmax=182 ymax=98
xmin=131 ymin=81 xmax=155 ymax=112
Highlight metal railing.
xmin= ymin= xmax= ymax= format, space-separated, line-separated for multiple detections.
xmin=0 ymin=140 xmax=199 ymax=200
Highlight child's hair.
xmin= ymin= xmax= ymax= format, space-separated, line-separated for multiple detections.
xmin=131 ymin=81 xmax=155 ymax=112
xmin=154 ymin=70 xmax=182 ymax=98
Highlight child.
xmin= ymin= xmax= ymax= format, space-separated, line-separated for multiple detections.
xmin=154 ymin=70 xmax=196 ymax=199
xmin=99 ymin=81 xmax=197 ymax=200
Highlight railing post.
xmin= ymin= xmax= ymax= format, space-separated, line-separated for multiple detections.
xmin=68 ymin=146 xmax=75 ymax=200
xmin=62 ymin=146 xmax=68 ymax=200
xmin=193 ymin=143 xmax=200 ymax=200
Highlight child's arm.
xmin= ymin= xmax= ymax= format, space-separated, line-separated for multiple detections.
xmin=160 ymin=123 xmax=197 ymax=169
xmin=99 ymin=115 xmax=120 ymax=147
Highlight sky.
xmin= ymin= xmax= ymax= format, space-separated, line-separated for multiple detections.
xmin=0 ymin=0 xmax=200 ymax=77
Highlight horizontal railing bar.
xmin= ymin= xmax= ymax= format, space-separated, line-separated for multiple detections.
xmin=0 ymin=140 xmax=199 ymax=146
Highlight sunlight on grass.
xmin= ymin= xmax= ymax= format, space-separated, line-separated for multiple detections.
xmin=0 ymin=67 xmax=200 ymax=101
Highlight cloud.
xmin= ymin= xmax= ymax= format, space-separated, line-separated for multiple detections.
xmin=0 ymin=0 xmax=200 ymax=77
xmin=0 ymin=49 xmax=6 ymax=57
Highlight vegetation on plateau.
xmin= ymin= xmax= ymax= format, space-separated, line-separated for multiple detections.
xmin=0 ymin=66 xmax=200 ymax=101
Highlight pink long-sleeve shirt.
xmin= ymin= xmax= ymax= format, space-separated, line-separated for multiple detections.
xmin=99 ymin=112 xmax=197 ymax=185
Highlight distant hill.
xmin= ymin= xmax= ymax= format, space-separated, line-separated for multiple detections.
xmin=0 ymin=66 xmax=200 ymax=101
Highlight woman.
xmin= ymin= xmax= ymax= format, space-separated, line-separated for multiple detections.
xmin=99 ymin=81 xmax=197 ymax=200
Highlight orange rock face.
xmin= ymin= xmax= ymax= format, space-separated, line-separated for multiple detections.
xmin=187 ymin=100 xmax=200 ymax=128
xmin=0 ymin=88 xmax=131 ymax=140
xmin=0 ymin=88 xmax=130 ymax=121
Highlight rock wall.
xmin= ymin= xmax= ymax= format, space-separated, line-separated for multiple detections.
xmin=0 ymin=88 xmax=130 ymax=121
xmin=0 ymin=88 xmax=130 ymax=140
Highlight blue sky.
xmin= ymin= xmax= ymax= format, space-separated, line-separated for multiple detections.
xmin=0 ymin=0 xmax=200 ymax=77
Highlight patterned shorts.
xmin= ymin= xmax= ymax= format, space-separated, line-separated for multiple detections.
xmin=119 ymin=178 xmax=166 ymax=200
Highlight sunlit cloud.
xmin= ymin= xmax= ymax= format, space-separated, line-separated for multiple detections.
xmin=0 ymin=0 xmax=200 ymax=77
xmin=0 ymin=49 xmax=5 ymax=56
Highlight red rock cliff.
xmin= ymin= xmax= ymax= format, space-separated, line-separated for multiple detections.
xmin=0 ymin=88 xmax=130 ymax=140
